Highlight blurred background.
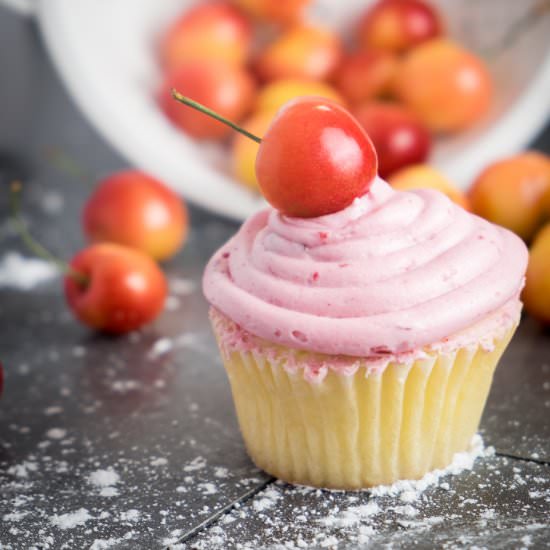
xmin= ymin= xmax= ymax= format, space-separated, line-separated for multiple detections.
xmin=1 ymin=0 xmax=550 ymax=219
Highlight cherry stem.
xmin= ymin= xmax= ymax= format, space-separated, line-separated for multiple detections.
xmin=44 ymin=146 xmax=93 ymax=185
xmin=171 ymin=89 xmax=262 ymax=144
xmin=10 ymin=182 xmax=88 ymax=286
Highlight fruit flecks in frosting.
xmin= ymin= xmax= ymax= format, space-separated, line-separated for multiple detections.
xmin=203 ymin=178 xmax=528 ymax=357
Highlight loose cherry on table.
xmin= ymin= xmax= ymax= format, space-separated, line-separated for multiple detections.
xmin=65 ymin=243 xmax=167 ymax=334
xmin=171 ymin=91 xmax=378 ymax=218
xmin=10 ymin=183 xmax=167 ymax=334
xmin=83 ymin=170 xmax=188 ymax=262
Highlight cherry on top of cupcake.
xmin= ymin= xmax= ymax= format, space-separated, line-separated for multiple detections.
xmin=172 ymin=91 xmax=378 ymax=218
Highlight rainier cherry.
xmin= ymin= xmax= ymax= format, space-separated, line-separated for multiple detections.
xmin=172 ymin=92 xmax=378 ymax=218
xmin=357 ymin=0 xmax=443 ymax=53
xmin=256 ymin=98 xmax=377 ymax=217
xmin=65 ymin=244 xmax=167 ymax=334
xmin=83 ymin=170 xmax=188 ymax=261
xmin=160 ymin=2 xmax=252 ymax=70
xmin=523 ymin=223 xmax=550 ymax=324
xmin=11 ymin=183 xmax=167 ymax=334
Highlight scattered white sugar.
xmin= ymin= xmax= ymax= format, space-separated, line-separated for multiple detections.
xmin=394 ymin=504 xmax=418 ymax=517
xmin=521 ymin=535 xmax=533 ymax=548
xmin=72 ymin=346 xmax=86 ymax=358
xmin=480 ymin=508 xmax=496 ymax=519
xmin=214 ymin=466 xmax=229 ymax=478
xmin=199 ymin=482 xmax=218 ymax=495
xmin=3 ymin=511 xmax=29 ymax=522
xmin=170 ymin=277 xmax=196 ymax=295
xmin=319 ymin=502 xmax=379 ymax=528
xmin=183 ymin=456 xmax=206 ymax=472
xmin=17 ymin=363 xmax=30 ymax=375
xmin=100 ymin=487 xmax=119 ymax=497
xmin=149 ymin=338 xmax=173 ymax=359
xmin=397 ymin=516 xmax=444 ymax=529
xmin=89 ymin=531 xmax=135 ymax=549
xmin=51 ymin=508 xmax=91 ymax=529
xmin=56 ymin=461 xmax=69 ymax=473
xmin=370 ymin=435 xmax=489 ymax=499
xmin=8 ymin=461 xmax=38 ymax=478
xmin=252 ymin=487 xmax=281 ymax=512
xmin=41 ymin=190 xmax=64 ymax=215
xmin=0 ymin=252 xmax=57 ymax=290
xmin=88 ymin=468 xmax=120 ymax=488
xmin=111 ymin=380 xmax=140 ymax=393
xmin=43 ymin=406 xmax=63 ymax=416
xmin=150 ymin=457 xmax=168 ymax=467
xmin=400 ymin=490 xmax=418 ymax=503
xmin=162 ymin=529 xmax=183 ymax=546
xmin=318 ymin=535 xmax=339 ymax=547
xmin=119 ymin=509 xmax=140 ymax=522
xmin=46 ymin=428 xmax=66 ymax=440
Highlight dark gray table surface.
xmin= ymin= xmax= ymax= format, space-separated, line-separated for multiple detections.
xmin=0 ymin=7 xmax=549 ymax=550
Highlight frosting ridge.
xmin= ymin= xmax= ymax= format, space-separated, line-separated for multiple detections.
xmin=203 ymin=177 xmax=528 ymax=356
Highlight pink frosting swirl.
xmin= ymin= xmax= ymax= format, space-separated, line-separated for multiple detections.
xmin=203 ymin=178 xmax=528 ymax=357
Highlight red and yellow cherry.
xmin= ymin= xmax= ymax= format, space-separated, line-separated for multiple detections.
xmin=160 ymin=2 xmax=252 ymax=70
xmin=159 ymin=61 xmax=256 ymax=139
xmin=171 ymin=93 xmax=378 ymax=217
xmin=256 ymin=78 xmax=345 ymax=115
xmin=83 ymin=170 xmax=188 ymax=261
xmin=393 ymin=39 xmax=492 ymax=132
xmin=357 ymin=0 xmax=443 ymax=53
xmin=469 ymin=152 xmax=550 ymax=241
xmin=523 ymin=223 xmax=550 ymax=324
xmin=354 ymin=101 xmax=431 ymax=178
xmin=256 ymin=98 xmax=378 ymax=217
xmin=232 ymin=111 xmax=274 ymax=189
xmin=233 ymin=0 xmax=311 ymax=26
xmin=65 ymin=244 xmax=167 ymax=334
xmin=388 ymin=164 xmax=470 ymax=210
xmin=334 ymin=50 xmax=398 ymax=106
xmin=255 ymin=25 xmax=342 ymax=82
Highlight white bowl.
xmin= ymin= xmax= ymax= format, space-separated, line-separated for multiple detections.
xmin=30 ymin=0 xmax=550 ymax=220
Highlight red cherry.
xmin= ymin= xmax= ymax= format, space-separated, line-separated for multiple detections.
xmin=354 ymin=102 xmax=431 ymax=178
xmin=255 ymin=98 xmax=378 ymax=217
xmin=358 ymin=0 xmax=443 ymax=53
xmin=159 ymin=61 xmax=256 ymax=139
xmin=64 ymin=244 xmax=167 ymax=334
xmin=83 ymin=170 xmax=188 ymax=261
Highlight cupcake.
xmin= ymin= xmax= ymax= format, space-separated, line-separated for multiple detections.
xmin=199 ymin=98 xmax=528 ymax=489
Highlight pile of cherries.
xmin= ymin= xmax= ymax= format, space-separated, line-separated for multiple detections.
xmin=158 ymin=0 xmax=493 ymax=185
